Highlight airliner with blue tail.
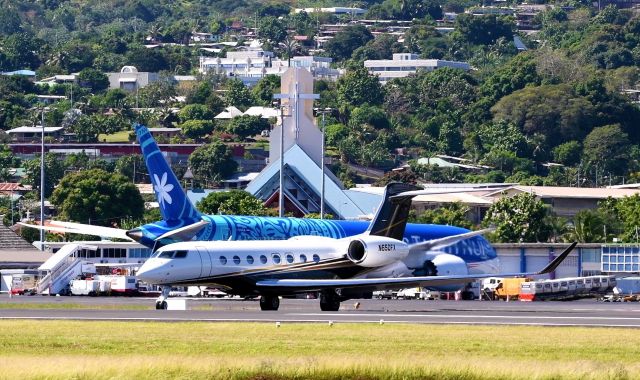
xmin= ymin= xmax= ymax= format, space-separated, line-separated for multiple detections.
xmin=126 ymin=124 xmax=501 ymax=283
xmin=25 ymin=124 xmax=506 ymax=293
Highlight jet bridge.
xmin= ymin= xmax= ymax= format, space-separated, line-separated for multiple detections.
xmin=37 ymin=244 xmax=97 ymax=295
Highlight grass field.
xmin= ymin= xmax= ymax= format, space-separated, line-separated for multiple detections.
xmin=97 ymin=130 xmax=132 ymax=143
xmin=0 ymin=321 xmax=637 ymax=380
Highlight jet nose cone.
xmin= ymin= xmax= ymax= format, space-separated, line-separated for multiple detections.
xmin=137 ymin=261 xmax=161 ymax=283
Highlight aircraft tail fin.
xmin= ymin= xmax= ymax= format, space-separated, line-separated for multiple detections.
xmin=366 ymin=182 xmax=421 ymax=241
xmin=135 ymin=124 xmax=201 ymax=223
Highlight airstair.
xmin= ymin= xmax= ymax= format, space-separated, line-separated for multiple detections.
xmin=37 ymin=244 xmax=95 ymax=295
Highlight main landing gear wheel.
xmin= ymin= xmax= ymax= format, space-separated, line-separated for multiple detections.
xmin=155 ymin=301 xmax=168 ymax=310
xmin=319 ymin=291 xmax=341 ymax=312
xmin=260 ymin=295 xmax=280 ymax=311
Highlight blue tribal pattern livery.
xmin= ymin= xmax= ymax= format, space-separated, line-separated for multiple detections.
xmin=135 ymin=124 xmax=201 ymax=225
xmin=133 ymin=216 xmax=496 ymax=264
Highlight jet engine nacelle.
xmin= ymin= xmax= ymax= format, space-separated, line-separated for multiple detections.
xmin=345 ymin=236 xmax=409 ymax=268
xmin=431 ymin=253 xmax=469 ymax=276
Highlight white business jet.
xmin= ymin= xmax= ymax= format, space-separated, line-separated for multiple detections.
xmin=137 ymin=183 xmax=576 ymax=311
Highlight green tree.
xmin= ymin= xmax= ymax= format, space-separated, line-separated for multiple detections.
xmin=552 ymin=141 xmax=582 ymax=166
xmin=566 ymin=209 xmax=607 ymax=243
xmin=226 ymin=115 xmax=269 ymax=141
xmin=324 ymin=25 xmax=374 ymax=61
xmin=114 ymin=154 xmax=146 ymax=183
xmin=178 ymin=104 xmax=214 ymax=123
xmin=609 ymin=195 xmax=640 ymax=242
xmin=224 ymin=78 xmax=254 ymax=110
xmin=180 ymin=120 xmax=215 ymax=140
xmin=491 ymin=84 xmax=596 ymax=147
xmin=125 ymin=45 xmax=169 ymax=72
xmin=352 ymin=34 xmax=404 ymax=61
xmin=252 ymin=75 xmax=281 ymax=106
xmin=259 ymin=16 xmax=287 ymax=44
xmin=24 ymin=153 xmax=67 ymax=198
xmin=483 ymin=193 xmax=550 ymax=242
xmin=197 ymin=190 xmax=270 ymax=216
xmin=337 ymin=66 xmax=384 ymax=107
xmin=348 ymin=105 xmax=390 ymax=130
xmin=397 ymin=0 xmax=443 ymax=21
xmin=50 ymin=169 xmax=144 ymax=226
xmin=188 ymin=141 xmax=238 ymax=185
xmin=583 ymin=124 xmax=630 ymax=176
xmin=480 ymin=52 xmax=541 ymax=101
xmin=478 ymin=121 xmax=527 ymax=156
xmin=453 ymin=14 xmax=514 ymax=45
xmin=0 ymin=144 xmax=20 ymax=181
xmin=78 ymin=68 xmax=109 ymax=93
xmin=3 ymin=33 xmax=42 ymax=70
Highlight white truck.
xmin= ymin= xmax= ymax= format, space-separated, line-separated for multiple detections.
xmin=70 ymin=279 xmax=111 ymax=296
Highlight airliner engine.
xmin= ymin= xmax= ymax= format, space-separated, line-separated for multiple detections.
xmin=413 ymin=253 xmax=469 ymax=277
xmin=345 ymin=236 xmax=409 ymax=268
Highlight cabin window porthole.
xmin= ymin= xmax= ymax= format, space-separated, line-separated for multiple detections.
xmin=233 ymin=256 xmax=241 ymax=265
xmin=247 ymin=255 xmax=254 ymax=264
xmin=260 ymin=255 xmax=268 ymax=264
xmin=312 ymin=254 xmax=320 ymax=263
xmin=220 ymin=256 xmax=227 ymax=265
xmin=300 ymin=254 xmax=307 ymax=263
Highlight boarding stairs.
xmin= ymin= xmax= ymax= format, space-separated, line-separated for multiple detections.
xmin=37 ymin=244 xmax=95 ymax=295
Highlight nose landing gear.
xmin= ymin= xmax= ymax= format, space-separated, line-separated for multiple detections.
xmin=155 ymin=287 xmax=171 ymax=310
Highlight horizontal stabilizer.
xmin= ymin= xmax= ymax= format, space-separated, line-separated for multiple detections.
xmin=410 ymin=228 xmax=494 ymax=252
xmin=153 ymin=220 xmax=209 ymax=243
xmin=18 ymin=222 xmax=133 ymax=241
xmin=256 ymin=242 xmax=577 ymax=292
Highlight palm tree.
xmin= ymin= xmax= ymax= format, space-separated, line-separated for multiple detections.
xmin=545 ymin=215 xmax=569 ymax=243
xmin=567 ymin=210 xmax=605 ymax=243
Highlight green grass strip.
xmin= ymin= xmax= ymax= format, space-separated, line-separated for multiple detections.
xmin=0 ymin=321 xmax=637 ymax=379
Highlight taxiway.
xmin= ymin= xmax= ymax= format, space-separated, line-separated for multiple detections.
xmin=2 ymin=295 xmax=640 ymax=327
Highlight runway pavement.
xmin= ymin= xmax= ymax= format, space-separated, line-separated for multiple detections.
xmin=2 ymin=295 xmax=640 ymax=327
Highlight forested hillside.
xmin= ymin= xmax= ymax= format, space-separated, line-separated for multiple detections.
xmin=1 ymin=0 xmax=640 ymax=188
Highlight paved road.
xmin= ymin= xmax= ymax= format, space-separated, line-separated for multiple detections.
xmin=2 ymin=295 xmax=640 ymax=327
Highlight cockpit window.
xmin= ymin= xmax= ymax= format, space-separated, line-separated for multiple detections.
xmin=174 ymin=250 xmax=188 ymax=258
xmin=158 ymin=251 xmax=174 ymax=258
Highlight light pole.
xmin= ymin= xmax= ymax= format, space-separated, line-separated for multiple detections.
xmin=314 ymin=108 xmax=333 ymax=219
xmin=39 ymin=108 xmax=47 ymax=247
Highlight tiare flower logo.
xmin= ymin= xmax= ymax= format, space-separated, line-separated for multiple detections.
xmin=153 ymin=172 xmax=174 ymax=207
